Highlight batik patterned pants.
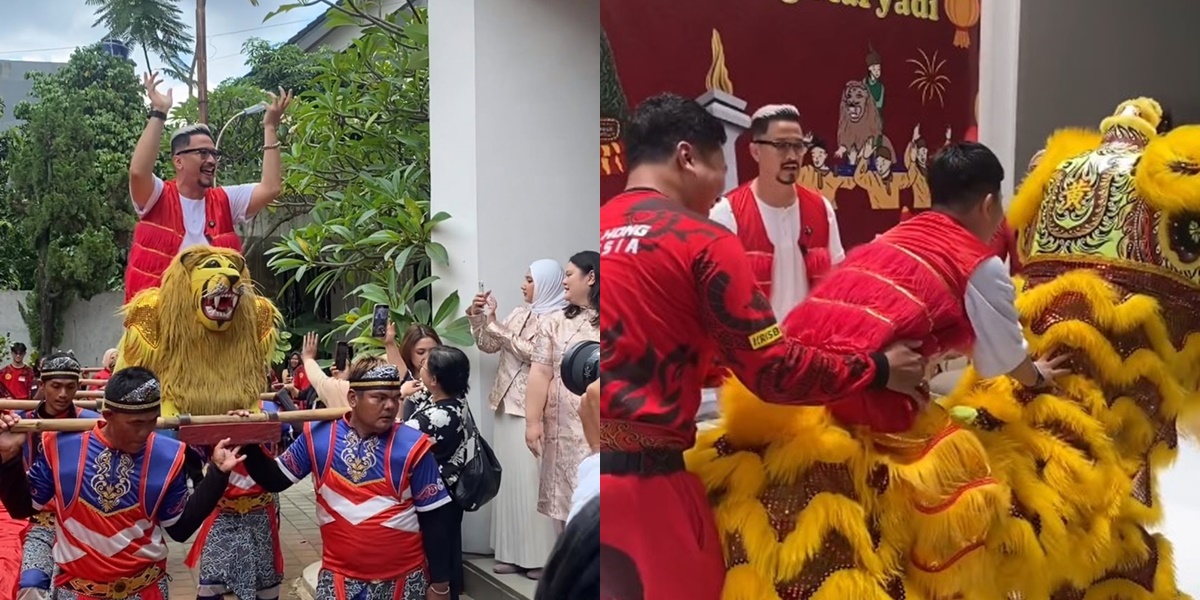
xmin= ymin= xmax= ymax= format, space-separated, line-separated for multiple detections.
xmin=18 ymin=521 xmax=55 ymax=600
xmin=197 ymin=507 xmax=284 ymax=600
xmin=314 ymin=569 xmax=427 ymax=600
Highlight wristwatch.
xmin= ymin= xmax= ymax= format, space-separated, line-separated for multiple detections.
xmin=1032 ymin=364 xmax=1046 ymax=388
xmin=148 ymin=110 xmax=168 ymax=121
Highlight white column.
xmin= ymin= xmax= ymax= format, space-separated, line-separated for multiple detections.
xmin=430 ymin=0 xmax=599 ymax=555
xmin=697 ymin=90 xmax=752 ymax=193
xmin=978 ymin=0 xmax=1022 ymax=206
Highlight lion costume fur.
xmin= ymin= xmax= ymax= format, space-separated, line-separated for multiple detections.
xmin=688 ymin=98 xmax=1200 ymax=600
xmin=115 ymin=246 xmax=282 ymax=418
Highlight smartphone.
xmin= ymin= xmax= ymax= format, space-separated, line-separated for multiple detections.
xmin=478 ymin=281 xmax=485 ymax=294
xmin=334 ymin=341 xmax=349 ymax=371
xmin=372 ymin=304 xmax=389 ymax=338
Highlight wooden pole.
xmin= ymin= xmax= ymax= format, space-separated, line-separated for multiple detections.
xmin=0 ymin=400 xmax=99 ymax=411
xmin=67 ymin=390 xmax=279 ymax=400
xmin=10 ymin=407 xmax=349 ymax=434
xmin=196 ymin=0 xmax=209 ymax=124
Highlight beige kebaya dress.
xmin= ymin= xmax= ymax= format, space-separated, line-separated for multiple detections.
xmin=530 ymin=309 xmax=599 ymax=521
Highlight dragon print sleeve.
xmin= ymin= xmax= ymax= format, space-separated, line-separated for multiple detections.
xmin=694 ymin=236 xmax=880 ymax=404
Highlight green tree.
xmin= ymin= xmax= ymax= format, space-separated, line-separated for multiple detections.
xmin=243 ymin=38 xmax=328 ymax=95
xmin=0 ymin=99 xmax=39 ymax=291
xmin=4 ymin=46 xmax=143 ymax=353
xmin=265 ymin=6 xmax=471 ymax=349
xmin=85 ymin=0 xmax=195 ymax=76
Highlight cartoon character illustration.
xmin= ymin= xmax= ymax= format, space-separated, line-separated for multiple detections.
xmin=687 ymin=97 xmax=1200 ymax=600
xmin=853 ymin=143 xmax=913 ymax=210
xmin=864 ymin=44 xmax=885 ymax=117
xmin=835 ymin=80 xmax=893 ymax=167
xmin=798 ymin=134 xmax=855 ymax=208
xmin=906 ymin=124 xmax=952 ymax=208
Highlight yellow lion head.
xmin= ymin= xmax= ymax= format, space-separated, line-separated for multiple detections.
xmin=165 ymin=247 xmax=252 ymax=332
xmin=1012 ymin=98 xmax=1200 ymax=293
xmin=119 ymin=245 xmax=280 ymax=417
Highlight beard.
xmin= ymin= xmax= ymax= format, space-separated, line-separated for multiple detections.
xmin=776 ymin=165 xmax=799 ymax=185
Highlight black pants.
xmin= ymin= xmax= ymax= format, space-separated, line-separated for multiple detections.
xmin=448 ymin=501 xmax=464 ymax=600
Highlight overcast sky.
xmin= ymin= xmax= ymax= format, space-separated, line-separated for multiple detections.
xmin=0 ymin=0 xmax=327 ymax=102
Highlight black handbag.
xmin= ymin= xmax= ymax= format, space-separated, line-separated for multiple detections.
xmin=449 ymin=403 xmax=503 ymax=512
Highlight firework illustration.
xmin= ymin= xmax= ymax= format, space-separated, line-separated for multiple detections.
xmin=907 ymin=49 xmax=951 ymax=106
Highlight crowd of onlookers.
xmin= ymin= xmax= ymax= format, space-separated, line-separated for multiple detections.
xmin=0 ymin=248 xmax=600 ymax=599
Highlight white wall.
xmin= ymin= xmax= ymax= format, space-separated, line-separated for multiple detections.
xmin=977 ymin=0 xmax=1020 ymax=204
xmin=430 ymin=0 xmax=599 ymax=554
xmin=292 ymin=0 xmax=419 ymax=52
xmin=0 ymin=291 xmax=124 ymax=367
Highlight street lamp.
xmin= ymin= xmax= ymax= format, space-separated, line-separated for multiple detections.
xmin=213 ymin=103 xmax=268 ymax=184
xmin=216 ymin=102 xmax=268 ymax=149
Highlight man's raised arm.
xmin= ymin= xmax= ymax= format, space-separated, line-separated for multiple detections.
xmin=246 ymin=89 xmax=293 ymax=218
xmin=130 ymin=73 xmax=173 ymax=211
xmin=695 ymin=235 xmax=926 ymax=404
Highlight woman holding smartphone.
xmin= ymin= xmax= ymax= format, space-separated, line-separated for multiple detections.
xmin=467 ymin=258 xmax=566 ymax=579
xmin=524 ymin=251 xmax=599 ymax=532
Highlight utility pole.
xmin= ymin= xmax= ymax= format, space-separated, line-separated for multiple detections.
xmin=196 ymin=0 xmax=210 ymax=124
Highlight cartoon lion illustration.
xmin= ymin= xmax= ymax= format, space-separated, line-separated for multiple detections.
xmin=836 ymin=79 xmax=893 ymax=166
xmin=688 ymin=98 xmax=1200 ymax=599
xmin=115 ymin=246 xmax=282 ymax=417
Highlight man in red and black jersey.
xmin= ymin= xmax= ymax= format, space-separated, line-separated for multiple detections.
xmin=599 ymin=93 xmax=927 ymax=599
xmin=0 ymin=343 xmax=35 ymax=400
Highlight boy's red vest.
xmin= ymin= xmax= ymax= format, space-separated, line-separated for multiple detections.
xmin=125 ymin=180 xmax=243 ymax=302
xmin=783 ymin=210 xmax=994 ymax=432
xmin=725 ymin=182 xmax=833 ymax=297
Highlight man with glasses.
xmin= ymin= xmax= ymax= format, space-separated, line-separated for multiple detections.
xmin=124 ymin=72 xmax=293 ymax=301
xmin=710 ymin=104 xmax=845 ymax=319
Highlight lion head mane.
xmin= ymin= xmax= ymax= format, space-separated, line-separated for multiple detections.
xmin=837 ymin=80 xmax=891 ymax=159
xmin=118 ymin=245 xmax=280 ymax=417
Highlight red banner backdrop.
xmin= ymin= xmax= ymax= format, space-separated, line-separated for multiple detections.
xmin=601 ymin=0 xmax=982 ymax=248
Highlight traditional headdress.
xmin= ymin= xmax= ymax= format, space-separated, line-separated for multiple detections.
xmin=40 ymin=354 xmax=81 ymax=382
xmin=348 ymin=363 xmax=403 ymax=391
xmin=104 ymin=378 xmax=163 ymax=413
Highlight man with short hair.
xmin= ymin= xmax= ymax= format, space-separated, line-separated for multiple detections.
xmin=125 ymin=73 xmax=293 ymax=301
xmin=710 ymin=104 xmax=846 ymax=319
xmin=788 ymin=141 xmax=1069 ymax=433
xmin=599 ymin=93 xmax=927 ymax=600
xmin=239 ymin=358 xmax=459 ymax=600
xmin=0 ymin=367 xmax=243 ymax=600
xmin=0 ymin=343 xmax=36 ymax=399
xmin=13 ymin=354 xmax=100 ymax=600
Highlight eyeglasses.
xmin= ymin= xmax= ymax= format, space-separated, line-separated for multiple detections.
xmin=175 ymin=148 xmax=223 ymax=161
xmin=752 ymin=139 xmax=808 ymax=154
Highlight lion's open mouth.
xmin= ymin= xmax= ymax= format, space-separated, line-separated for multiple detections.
xmin=846 ymin=101 xmax=863 ymax=121
xmin=202 ymin=287 xmax=241 ymax=321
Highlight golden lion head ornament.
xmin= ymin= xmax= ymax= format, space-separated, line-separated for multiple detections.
xmin=116 ymin=246 xmax=281 ymax=417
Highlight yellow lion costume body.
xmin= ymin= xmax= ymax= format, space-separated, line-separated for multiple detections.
xmin=687 ymin=98 xmax=1200 ymax=599
xmin=115 ymin=246 xmax=283 ymax=418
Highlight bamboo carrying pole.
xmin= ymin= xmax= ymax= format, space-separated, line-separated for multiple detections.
xmin=69 ymin=390 xmax=279 ymax=400
xmin=0 ymin=400 xmax=100 ymax=411
xmin=8 ymin=407 xmax=349 ymax=434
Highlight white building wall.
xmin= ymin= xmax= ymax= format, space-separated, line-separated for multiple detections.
xmin=430 ymin=0 xmax=599 ymax=554
xmin=0 ymin=291 xmax=125 ymax=367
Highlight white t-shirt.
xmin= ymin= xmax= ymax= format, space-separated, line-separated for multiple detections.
xmin=568 ymin=453 xmax=600 ymax=524
xmin=964 ymin=256 xmax=1028 ymax=378
xmin=134 ymin=176 xmax=258 ymax=251
xmin=709 ymin=192 xmax=845 ymax=319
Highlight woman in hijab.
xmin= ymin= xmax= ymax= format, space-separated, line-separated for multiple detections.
xmin=466 ymin=258 xmax=567 ymax=579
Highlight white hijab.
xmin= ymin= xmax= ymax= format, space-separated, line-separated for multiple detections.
xmin=529 ymin=258 xmax=569 ymax=315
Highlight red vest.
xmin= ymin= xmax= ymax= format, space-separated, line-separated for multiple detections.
xmin=727 ymin=182 xmax=832 ymax=298
xmin=782 ymin=211 xmax=994 ymax=432
xmin=125 ymin=180 xmax=243 ymax=302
